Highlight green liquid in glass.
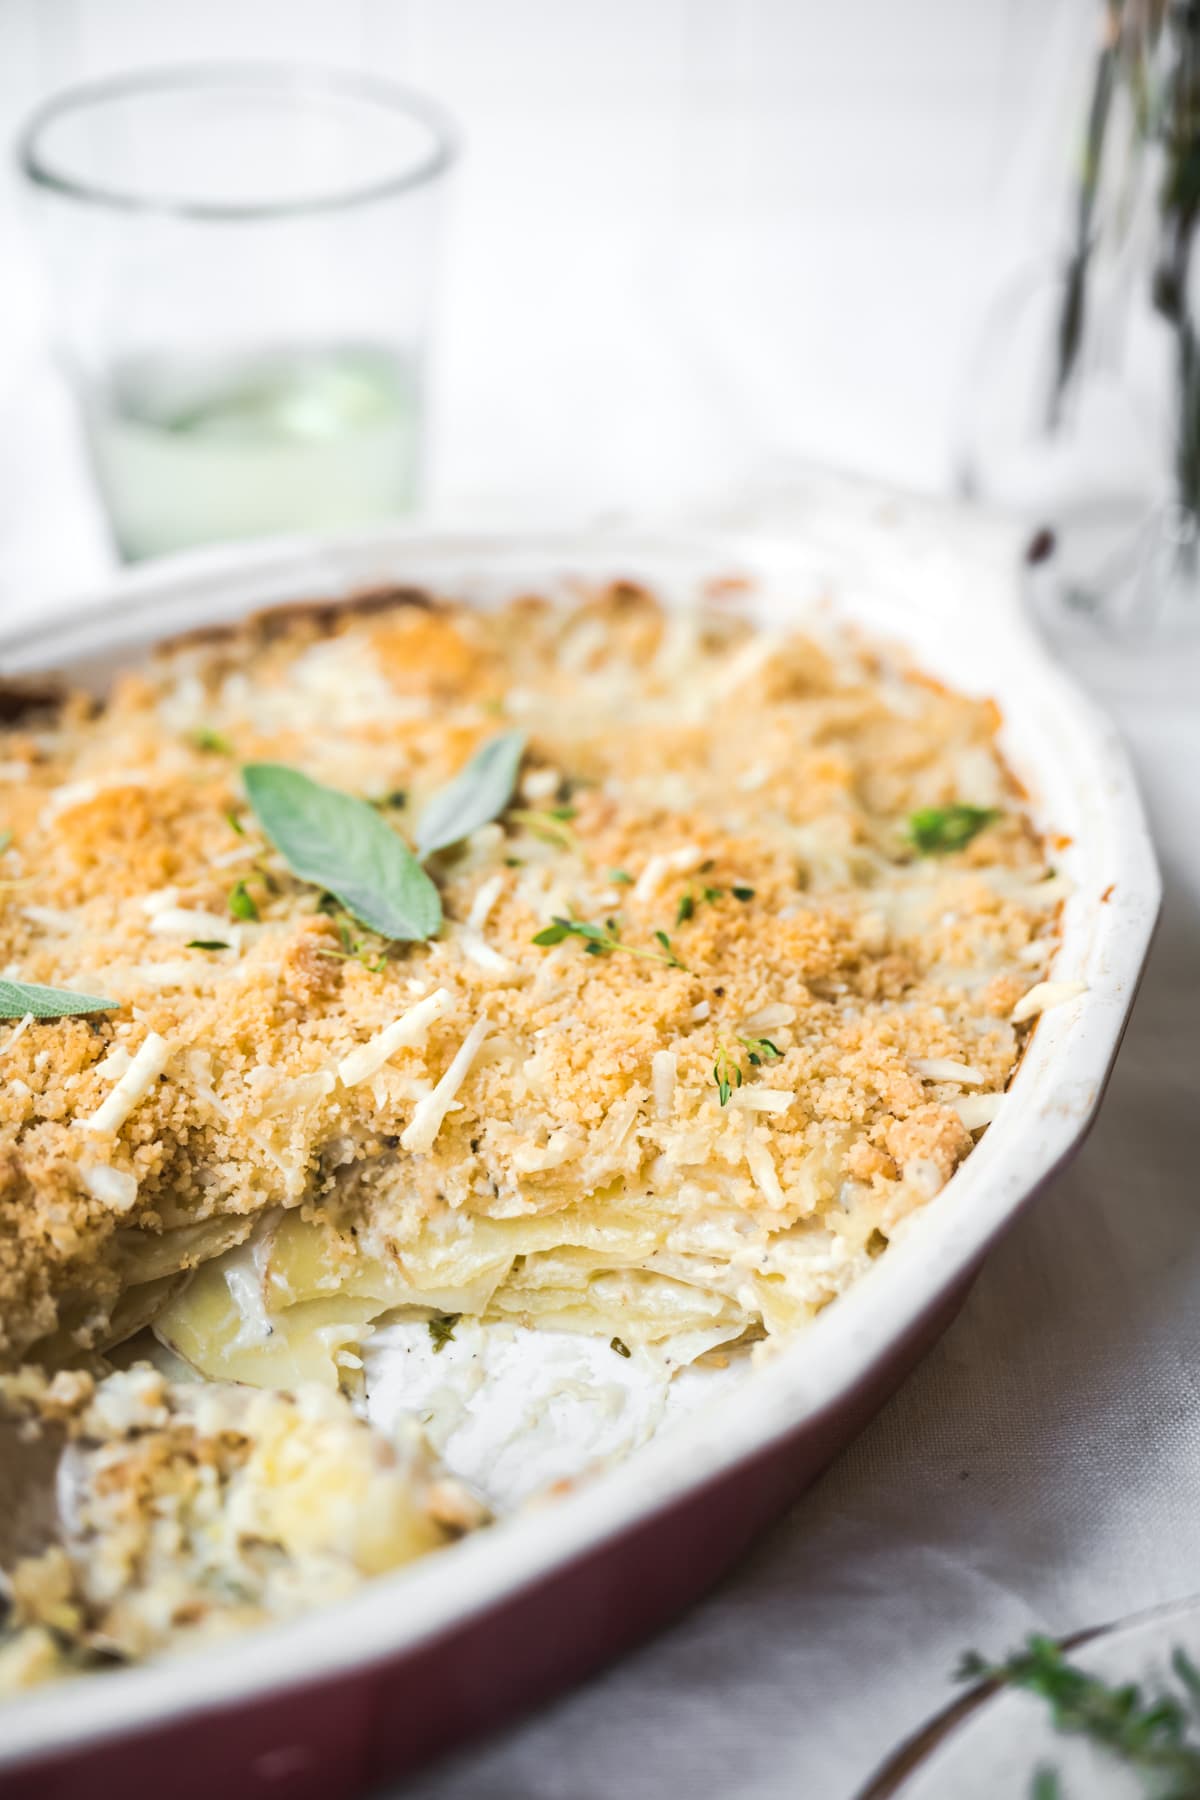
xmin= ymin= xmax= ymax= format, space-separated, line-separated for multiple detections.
xmin=82 ymin=345 xmax=422 ymax=561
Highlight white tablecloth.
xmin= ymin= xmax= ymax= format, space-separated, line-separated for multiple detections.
xmin=387 ymin=625 xmax=1199 ymax=1800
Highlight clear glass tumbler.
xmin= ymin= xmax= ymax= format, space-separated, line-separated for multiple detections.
xmin=16 ymin=64 xmax=457 ymax=561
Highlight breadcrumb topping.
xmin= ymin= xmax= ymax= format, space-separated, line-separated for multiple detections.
xmin=0 ymin=584 xmax=1058 ymax=1365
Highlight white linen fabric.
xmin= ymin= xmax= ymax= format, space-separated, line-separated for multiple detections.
xmin=392 ymin=628 xmax=1200 ymax=1800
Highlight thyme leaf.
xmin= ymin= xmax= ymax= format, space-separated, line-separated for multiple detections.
xmin=713 ymin=1043 xmax=743 ymax=1106
xmin=189 ymin=727 xmax=233 ymax=754
xmin=428 ymin=1314 xmax=460 ymax=1353
xmin=531 ymin=915 xmax=687 ymax=969
xmin=508 ymin=808 xmax=579 ymax=851
xmin=958 ymin=1634 xmax=1200 ymax=1797
xmin=228 ymin=880 xmax=259 ymax=922
xmin=909 ymin=805 xmax=1000 ymax=855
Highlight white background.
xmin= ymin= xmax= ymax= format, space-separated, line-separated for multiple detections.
xmin=0 ymin=0 xmax=1083 ymax=600
xmin=5 ymin=8 xmax=1200 ymax=1800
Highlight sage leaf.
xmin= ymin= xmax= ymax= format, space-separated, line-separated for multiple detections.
xmin=415 ymin=731 xmax=526 ymax=860
xmin=242 ymin=763 xmax=441 ymax=943
xmin=0 ymin=977 xmax=119 ymax=1019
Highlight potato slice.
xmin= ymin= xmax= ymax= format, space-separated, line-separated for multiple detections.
xmin=154 ymin=1255 xmax=378 ymax=1390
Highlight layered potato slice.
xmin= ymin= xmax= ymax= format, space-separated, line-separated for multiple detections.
xmin=0 ymin=582 xmax=1061 ymax=1376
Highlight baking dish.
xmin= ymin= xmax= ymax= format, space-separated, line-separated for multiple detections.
xmin=0 ymin=478 xmax=1159 ymax=1800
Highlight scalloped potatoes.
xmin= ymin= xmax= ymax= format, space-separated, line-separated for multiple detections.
xmin=0 ymin=583 xmax=1058 ymax=1377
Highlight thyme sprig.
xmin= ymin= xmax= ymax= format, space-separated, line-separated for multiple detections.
xmin=313 ymin=898 xmax=389 ymax=974
xmin=713 ymin=1033 xmax=784 ymax=1104
xmin=508 ymin=808 xmax=580 ymax=852
xmin=713 ymin=1042 xmax=742 ymax=1106
xmin=958 ymin=1633 xmax=1200 ymax=1799
xmin=531 ymin=914 xmax=687 ymax=970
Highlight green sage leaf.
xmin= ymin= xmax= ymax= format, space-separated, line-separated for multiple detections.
xmin=0 ymin=978 xmax=119 ymax=1019
xmin=415 ymin=731 xmax=526 ymax=860
xmin=242 ymin=763 xmax=441 ymax=943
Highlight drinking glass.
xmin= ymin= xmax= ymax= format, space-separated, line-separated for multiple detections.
xmin=16 ymin=64 xmax=457 ymax=561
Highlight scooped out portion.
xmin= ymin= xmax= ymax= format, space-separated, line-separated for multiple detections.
xmin=0 ymin=1363 xmax=485 ymax=1693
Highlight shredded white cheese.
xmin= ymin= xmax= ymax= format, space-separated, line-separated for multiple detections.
xmin=22 ymin=905 xmax=75 ymax=933
xmin=651 ymin=1050 xmax=677 ymax=1120
xmin=401 ymin=1019 xmax=490 ymax=1154
xmin=520 ymin=769 xmax=560 ymax=803
xmin=911 ymin=1057 xmax=987 ymax=1086
xmin=149 ymin=907 xmax=239 ymax=945
xmin=78 ymin=1032 xmax=170 ymax=1135
xmin=81 ymin=1164 xmax=139 ymax=1213
xmin=466 ymin=875 xmax=505 ymax=933
xmin=510 ymin=1129 xmax=580 ymax=1173
xmin=457 ymin=932 xmax=515 ymax=976
xmin=953 ymin=1092 xmax=1004 ymax=1131
xmin=731 ymin=1088 xmax=795 ymax=1114
xmin=127 ymin=960 xmax=214 ymax=991
xmin=633 ymin=846 xmax=705 ymax=905
xmin=1 ymin=1012 xmax=34 ymax=1056
xmin=745 ymin=1136 xmax=786 ymax=1209
xmin=743 ymin=1002 xmax=796 ymax=1032
xmin=1011 ymin=979 xmax=1087 ymax=1024
xmin=337 ymin=989 xmax=454 ymax=1088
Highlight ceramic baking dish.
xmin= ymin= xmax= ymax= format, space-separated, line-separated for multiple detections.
xmin=0 ymin=481 xmax=1160 ymax=1800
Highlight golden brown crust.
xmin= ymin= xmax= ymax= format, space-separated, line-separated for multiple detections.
xmin=0 ymin=679 xmax=69 ymax=726
xmin=0 ymin=583 xmax=1058 ymax=1362
xmin=157 ymin=582 xmax=437 ymax=656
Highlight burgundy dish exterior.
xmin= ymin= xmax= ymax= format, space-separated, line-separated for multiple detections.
xmin=0 ymin=486 xmax=1159 ymax=1798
